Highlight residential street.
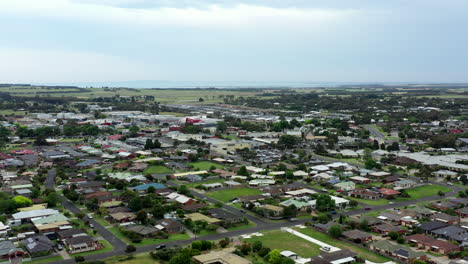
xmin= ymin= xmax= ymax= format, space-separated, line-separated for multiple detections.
xmin=48 ymin=180 xmax=462 ymax=264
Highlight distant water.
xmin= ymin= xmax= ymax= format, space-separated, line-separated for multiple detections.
xmin=38 ymin=80 xmax=420 ymax=89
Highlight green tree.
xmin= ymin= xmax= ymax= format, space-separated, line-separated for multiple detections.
xmin=169 ymin=251 xmax=192 ymax=264
xmin=45 ymin=192 xmax=60 ymax=207
xmin=12 ymin=196 xmax=32 ymax=208
xmin=315 ymin=194 xmax=336 ymax=212
xmin=144 ymin=139 xmax=154 ymax=150
xmin=238 ymin=166 xmax=249 ymax=176
xmin=216 ymin=121 xmax=228 ymax=133
xmin=267 ymin=249 xmax=282 ymax=264
xmin=328 ymin=225 xmax=343 ymax=238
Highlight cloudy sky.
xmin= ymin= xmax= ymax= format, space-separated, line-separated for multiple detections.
xmin=0 ymin=0 xmax=467 ymax=85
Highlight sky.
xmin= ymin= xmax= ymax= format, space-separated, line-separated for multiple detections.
xmin=0 ymin=0 xmax=467 ymax=86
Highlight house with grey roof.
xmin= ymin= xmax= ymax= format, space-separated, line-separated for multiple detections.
xmin=24 ymin=235 xmax=54 ymax=257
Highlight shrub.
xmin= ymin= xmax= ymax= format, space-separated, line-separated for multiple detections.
xmin=125 ymin=245 xmax=136 ymax=253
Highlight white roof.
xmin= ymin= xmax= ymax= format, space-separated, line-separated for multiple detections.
xmin=311 ymin=165 xmax=329 ymax=171
xmin=293 ymin=170 xmax=308 ymax=176
xmin=280 ymin=250 xmax=297 ymax=257
xmin=331 ymin=257 xmax=356 ymax=264
xmin=13 ymin=209 xmax=59 ymax=220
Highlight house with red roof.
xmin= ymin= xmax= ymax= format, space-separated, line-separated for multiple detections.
xmin=379 ymin=188 xmax=401 ymax=199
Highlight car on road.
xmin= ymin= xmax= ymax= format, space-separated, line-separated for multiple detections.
xmin=447 ymin=182 xmax=454 ymax=186
xmin=87 ymin=214 xmax=93 ymax=219
xmin=289 ymin=218 xmax=297 ymax=222
xmin=155 ymin=244 xmax=166 ymax=250
xmin=365 ymin=207 xmax=371 ymax=210
xmin=240 ymin=209 xmax=245 ymax=213
xmin=389 ymin=202 xmax=394 ymax=205
xmin=89 ymin=224 xmax=95 ymax=228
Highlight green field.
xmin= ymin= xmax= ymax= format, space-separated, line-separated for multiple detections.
xmin=296 ymin=228 xmax=391 ymax=263
xmin=143 ymin=165 xmax=174 ymax=174
xmin=244 ymin=230 xmax=321 ymax=258
xmin=207 ymin=188 xmax=263 ymax=202
xmin=348 ymin=197 xmax=389 ymax=206
xmin=0 ymin=86 xmax=261 ymax=104
xmin=400 ymin=185 xmax=452 ymax=200
xmin=189 ymin=161 xmax=224 ymax=170
xmin=226 ymin=221 xmax=256 ymax=231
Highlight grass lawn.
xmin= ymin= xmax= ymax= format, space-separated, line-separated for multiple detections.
xmin=108 ymin=227 xmax=190 ymax=246
xmin=226 ymin=221 xmax=256 ymax=231
xmin=27 ymin=256 xmax=63 ymax=264
xmin=401 ymin=185 xmax=452 ymax=200
xmin=223 ymin=134 xmax=240 ymax=140
xmin=244 ymin=230 xmax=321 ymax=258
xmin=72 ymin=240 xmax=113 ymax=257
xmin=207 ymin=188 xmax=263 ymax=203
xmin=103 ymin=253 xmax=160 ymax=264
xmin=143 ymin=165 xmax=174 ymax=174
xmin=94 ymin=215 xmax=111 ymax=227
xmin=189 ymin=161 xmax=224 ymax=170
xmin=348 ymin=197 xmax=389 ymax=206
xmin=296 ymin=228 xmax=391 ymax=263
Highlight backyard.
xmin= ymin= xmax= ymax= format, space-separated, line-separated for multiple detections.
xmin=188 ymin=161 xmax=224 ymax=170
xmin=207 ymin=188 xmax=263 ymax=203
xmin=244 ymin=230 xmax=321 ymax=258
xmin=143 ymin=165 xmax=174 ymax=174
xmin=348 ymin=197 xmax=389 ymax=206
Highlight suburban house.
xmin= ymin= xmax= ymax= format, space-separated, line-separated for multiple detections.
xmin=193 ymin=249 xmax=252 ymax=264
xmin=207 ymin=208 xmax=245 ymax=226
xmin=24 ymin=235 xmax=55 ymax=257
xmin=0 ymin=241 xmax=24 ymax=260
xmin=154 ymin=219 xmax=185 ymax=234
xmin=308 ymin=249 xmax=357 ymax=264
xmin=64 ymin=235 xmax=99 ymax=254
xmin=370 ymin=240 xmax=427 ymax=264
xmin=342 ymin=229 xmax=373 ymax=243
xmin=405 ymin=234 xmax=461 ymax=254
xmin=124 ymin=225 xmax=159 ymax=237
xmin=349 ymin=189 xmax=380 ymax=200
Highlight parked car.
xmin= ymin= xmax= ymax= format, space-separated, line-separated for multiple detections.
xmin=155 ymin=244 xmax=166 ymax=250
xmin=365 ymin=207 xmax=371 ymax=210
xmin=87 ymin=214 xmax=93 ymax=219
xmin=289 ymin=218 xmax=297 ymax=222
xmin=57 ymin=244 xmax=63 ymax=250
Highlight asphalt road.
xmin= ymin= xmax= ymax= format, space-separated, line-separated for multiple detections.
xmin=60 ymin=197 xmax=128 ymax=252
xmin=364 ymin=124 xmax=385 ymax=140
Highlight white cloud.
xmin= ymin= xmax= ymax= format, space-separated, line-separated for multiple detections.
xmin=0 ymin=0 xmax=358 ymax=29
xmin=0 ymin=48 xmax=158 ymax=83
